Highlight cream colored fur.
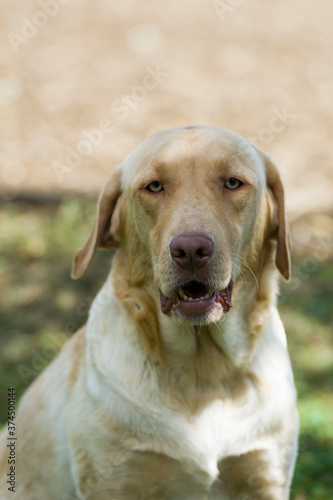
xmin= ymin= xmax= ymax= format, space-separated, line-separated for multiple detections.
xmin=0 ymin=126 xmax=298 ymax=499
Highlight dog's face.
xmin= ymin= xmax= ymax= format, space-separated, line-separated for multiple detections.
xmin=127 ymin=127 xmax=267 ymax=323
xmin=72 ymin=126 xmax=290 ymax=324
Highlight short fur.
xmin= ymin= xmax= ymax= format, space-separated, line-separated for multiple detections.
xmin=0 ymin=126 xmax=298 ymax=499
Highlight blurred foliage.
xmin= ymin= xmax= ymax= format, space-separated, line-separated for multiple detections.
xmin=0 ymin=199 xmax=332 ymax=499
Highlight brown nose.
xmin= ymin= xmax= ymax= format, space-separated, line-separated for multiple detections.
xmin=170 ymin=233 xmax=214 ymax=270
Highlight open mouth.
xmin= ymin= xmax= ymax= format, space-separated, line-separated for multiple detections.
xmin=160 ymin=280 xmax=233 ymax=318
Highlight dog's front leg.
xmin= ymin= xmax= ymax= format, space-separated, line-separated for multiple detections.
xmin=71 ymin=445 xmax=213 ymax=500
xmin=208 ymin=449 xmax=293 ymax=500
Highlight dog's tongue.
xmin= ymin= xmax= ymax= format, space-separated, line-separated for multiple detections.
xmin=160 ymin=292 xmax=176 ymax=314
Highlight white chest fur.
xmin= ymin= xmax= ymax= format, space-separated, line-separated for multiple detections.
xmin=85 ymin=284 xmax=296 ymax=482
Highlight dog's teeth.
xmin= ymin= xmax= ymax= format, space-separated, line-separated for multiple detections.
xmin=180 ymin=290 xmax=214 ymax=302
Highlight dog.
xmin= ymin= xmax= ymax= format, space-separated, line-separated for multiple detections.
xmin=0 ymin=126 xmax=298 ymax=499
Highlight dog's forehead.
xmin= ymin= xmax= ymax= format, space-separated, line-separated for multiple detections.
xmin=122 ymin=126 xmax=265 ymax=185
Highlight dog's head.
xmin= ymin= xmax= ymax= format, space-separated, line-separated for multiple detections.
xmin=72 ymin=126 xmax=290 ymax=324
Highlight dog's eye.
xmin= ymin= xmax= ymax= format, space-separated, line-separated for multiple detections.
xmin=224 ymin=178 xmax=243 ymax=190
xmin=146 ymin=181 xmax=164 ymax=192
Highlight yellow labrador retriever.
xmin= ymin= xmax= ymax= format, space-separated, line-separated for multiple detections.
xmin=0 ymin=126 xmax=298 ymax=499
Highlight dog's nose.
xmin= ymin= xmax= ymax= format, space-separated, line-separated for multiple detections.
xmin=170 ymin=233 xmax=214 ymax=270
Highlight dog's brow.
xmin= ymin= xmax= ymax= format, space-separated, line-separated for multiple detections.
xmin=151 ymin=161 xmax=167 ymax=172
xmin=227 ymin=152 xmax=247 ymax=163
xmin=226 ymin=146 xmax=254 ymax=165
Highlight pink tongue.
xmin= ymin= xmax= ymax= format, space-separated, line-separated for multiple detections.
xmin=160 ymin=292 xmax=176 ymax=314
xmin=160 ymin=285 xmax=233 ymax=315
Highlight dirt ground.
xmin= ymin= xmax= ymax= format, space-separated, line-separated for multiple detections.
xmin=1 ymin=0 xmax=332 ymax=220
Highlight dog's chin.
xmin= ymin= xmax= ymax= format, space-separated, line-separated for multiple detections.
xmin=172 ymin=305 xmax=224 ymax=325
xmin=159 ymin=280 xmax=233 ymax=324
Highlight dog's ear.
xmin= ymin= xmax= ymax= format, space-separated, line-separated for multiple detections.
xmin=71 ymin=166 xmax=122 ymax=279
xmin=264 ymin=153 xmax=291 ymax=281
xmin=261 ymin=151 xmax=291 ymax=281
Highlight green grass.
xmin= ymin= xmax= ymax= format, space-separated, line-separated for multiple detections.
xmin=0 ymin=199 xmax=332 ymax=499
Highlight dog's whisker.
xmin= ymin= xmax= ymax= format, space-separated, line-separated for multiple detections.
xmin=231 ymin=253 xmax=258 ymax=291
xmin=231 ymin=261 xmax=247 ymax=284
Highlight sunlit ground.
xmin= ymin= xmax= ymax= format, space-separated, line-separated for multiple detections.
xmin=0 ymin=199 xmax=332 ymax=499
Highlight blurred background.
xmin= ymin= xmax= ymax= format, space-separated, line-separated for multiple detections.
xmin=0 ymin=0 xmax=332 ymax=498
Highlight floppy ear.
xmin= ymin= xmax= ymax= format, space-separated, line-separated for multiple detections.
xmin=261 ymin=152 xmax=291 ymax=281
xmin=71 ymin=166 xmax=122 ymax=279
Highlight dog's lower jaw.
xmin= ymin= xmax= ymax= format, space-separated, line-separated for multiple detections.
xmin=159 ymin=282 xmax=233 ymax=325
xmin=172 ymin=306 xmax=225 ymax=325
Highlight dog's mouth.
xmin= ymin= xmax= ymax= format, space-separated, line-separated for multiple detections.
xmin=160 ymin=280 xmax=233 ymax=318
